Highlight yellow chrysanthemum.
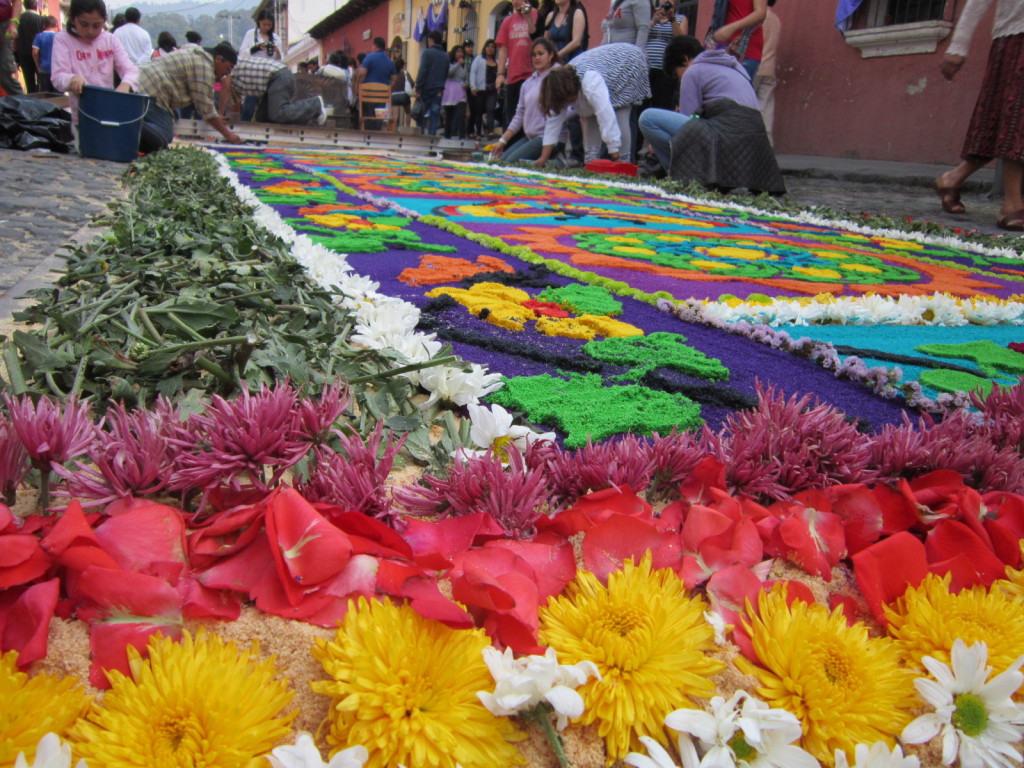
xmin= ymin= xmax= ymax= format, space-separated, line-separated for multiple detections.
xmin=311 ymin=597 xmax=524 ymax=768
xmin=0 ymin=650 xmax=91 ymax=766
xmin=885 ymin=572 xmax=1024 ymax=676
xmin=735 ymin=584 xmax=915 ymax=766
xmin=538 ymin=551 xmax=724 ymax=763
xmin=993 ymin=541 xmax=1024 ymax=601
xmin=71 ymin=629 xmax=295 ymax=768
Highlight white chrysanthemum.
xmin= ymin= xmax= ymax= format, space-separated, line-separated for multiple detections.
xmin=454 ymin=403 xmax=555 ymax=461
xmin=901 ymin=638 xmax=1024 ymax=768
xmin=477 ymin=647 xmax=600 ymax=730
xmin=834 ymin=742 xmax=920 ymax=768
xmin=664 ymin=690 xmax=820 ymax=768
xmin=419 ymin=364 xmax=504 ymax=407
xmin=14 ymin=733 xmax=87 ymax=768
xmin=625 ymin=736 xmax=682 ymax=768
xmin=265 ymin=732 xmax=368 ymax=768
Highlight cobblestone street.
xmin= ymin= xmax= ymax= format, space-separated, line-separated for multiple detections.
xmin=0 ymin=149 xmax=124 ymax=297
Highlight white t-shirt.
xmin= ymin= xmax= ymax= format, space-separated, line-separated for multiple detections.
xmin=114 ymin=23 xmax=153 ymax=64
xmin=238 ymin=27 xmax=282 ymax=60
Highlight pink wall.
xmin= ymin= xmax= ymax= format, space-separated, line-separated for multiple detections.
xmin=696 ymin=0 xmax=996 ymax=164
xmin=321 ymin=3 xmax=393 ymax=61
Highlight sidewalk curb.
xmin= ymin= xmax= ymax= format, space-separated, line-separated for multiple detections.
xmin=0 ymin=222 xmax=101 ymax=324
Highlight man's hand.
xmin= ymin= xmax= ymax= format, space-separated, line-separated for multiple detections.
xmin=941 ymin=53 xmax=965 ymax=80
xmin=224 ymin=130 xmax=242 ymax=144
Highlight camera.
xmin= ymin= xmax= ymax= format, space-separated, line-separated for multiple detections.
xmin=659 ymin=2 xmax=674 ymax=12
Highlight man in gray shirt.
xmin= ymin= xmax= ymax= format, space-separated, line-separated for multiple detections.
xmin=415 ymin=30 xmax=448 ymax=135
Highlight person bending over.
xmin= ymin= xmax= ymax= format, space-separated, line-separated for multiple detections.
xmin=135 ymin=41 xmax=242 ymax=152
xmin=536 ymin=42 xmax=650 ymax=166
xmin=221 ymin=54 xmax=327 ymax=126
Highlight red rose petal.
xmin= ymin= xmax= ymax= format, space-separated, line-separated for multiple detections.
xmin=94 ymin=503 xmax=188 ymax=576
xmin=264 ymin=487 xmax=353 ymax=593
xmin=1 ymin=578 xmax=59 ymax=665
xmin=925 ymin=519 xmax=1006 ymax=589
xmin=851 ymin=531 xmax=928 ymax=623
xmin=582 ymin=514 xmax=681 ymax=582
xmin=88 ymin=621 xmax=182 ymax=689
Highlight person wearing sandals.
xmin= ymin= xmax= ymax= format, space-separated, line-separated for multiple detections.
xmin=933 ymin=0 xmax=1024 ymax=232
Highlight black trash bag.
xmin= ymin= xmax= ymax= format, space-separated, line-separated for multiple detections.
xmin=0 ymin=95 xmax=74 ymax=153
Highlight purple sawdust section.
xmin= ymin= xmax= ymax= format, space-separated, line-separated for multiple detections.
xmin=225 ymin=151 xmax=913 ymax=433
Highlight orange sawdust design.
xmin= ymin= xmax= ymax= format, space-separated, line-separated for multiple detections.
xmin=262 ymin=180 xmax=321 ymax=196
xmin=425 ymin=282 xmax=643 ymax=338
xmin=504 ymin=226 xmax=1008 ymax=300
xmin=298 ymin=203 xmax=380 ymax=215
xmin=399 ymin=254 xmax=515 ymax=286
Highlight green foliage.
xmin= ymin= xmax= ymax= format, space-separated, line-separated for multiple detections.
xmin=0 ymin=147 xmax=476 ymax=459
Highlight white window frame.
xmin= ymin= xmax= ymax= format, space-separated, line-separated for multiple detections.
xmin=844 ymin=0 xmax=953 ymax=58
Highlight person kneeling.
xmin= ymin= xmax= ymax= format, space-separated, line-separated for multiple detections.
xmin=222 ymin=55 xmax=327 ymax=126
xmin=638 ymin=34 xmax=784 ymax=194
xmin=135 ymin=41 xmax=242 ymax=151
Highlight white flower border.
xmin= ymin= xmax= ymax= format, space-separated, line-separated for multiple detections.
xmin=209 ymin=150 xmax=503 ymax=406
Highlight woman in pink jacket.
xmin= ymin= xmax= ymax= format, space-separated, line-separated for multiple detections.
xmin=50 ymin=0 xmax=138 ymax=124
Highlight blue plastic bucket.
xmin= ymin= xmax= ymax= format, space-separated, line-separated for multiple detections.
xmin=78 ymin=85 xmax=151 ymax=163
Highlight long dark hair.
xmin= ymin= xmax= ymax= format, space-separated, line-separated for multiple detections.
xmin=66 ymin=0 xmax=107 ymax=37
xmin=538 ymin=64 xmax=579 ymax=115
xmin=255 ymin=9 xmax=277 ymax=41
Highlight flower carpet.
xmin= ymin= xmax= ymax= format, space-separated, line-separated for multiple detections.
xmin=218 ymin=149 xmax=1024 ymax=446
xmin=2 ymin=147 xmax=1024 ymax=768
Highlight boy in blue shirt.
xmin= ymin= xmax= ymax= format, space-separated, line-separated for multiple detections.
xmin=31 ymin=15 xmax=57 ymax=92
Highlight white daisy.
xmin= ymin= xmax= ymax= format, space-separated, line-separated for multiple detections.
xmin=834 ymin=742 xmax=920 ymax=768
xmin=901 ymin=638 xmax=1024 ymax=768
xmin=664 ymin=690 xmax=820 ymax=768
xmin=625 ymin=736 xmax=682 ymax=768
xmin=265 ymin=732 xmax=368 ymax=768
xmin=419 ymin=364 xmax=504 ymax=407
xmin=14 ymin=733 xmax=87 ymax=768
xmin=454 ymin=403 xmax=555 ymax=461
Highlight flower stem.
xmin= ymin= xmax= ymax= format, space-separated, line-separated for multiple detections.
xmin=526 ymin=704 xmax=571 ymax=768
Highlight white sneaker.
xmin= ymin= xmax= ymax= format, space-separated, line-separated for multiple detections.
xmin=315 ymin=95 xmax=328 ymax=126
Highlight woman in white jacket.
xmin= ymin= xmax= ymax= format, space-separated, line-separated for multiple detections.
xmin=537 ymin=42 xmax=650 ymax=165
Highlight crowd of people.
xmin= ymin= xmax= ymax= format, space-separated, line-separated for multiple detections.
xmin=387 ymin=0 xmax=786 ymax=191
xmin=2 ymin=0 xmax=1019 ymax=222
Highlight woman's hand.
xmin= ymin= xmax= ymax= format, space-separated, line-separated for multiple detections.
xmin=68 ymin=75 xmax=86 ymax=95
xmin=115 ymin=81 xmax=132 ymax=93
xmin=491 ymin=139 xmax=506 ymax=158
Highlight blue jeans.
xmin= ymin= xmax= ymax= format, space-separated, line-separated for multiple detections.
xmin=638 ymin=108 xmax=692 ymax=172
xmin=241 ymin=95 xmax=260 ymax=122
xmin=503 ymin=135 xmax=543 ymax=162
xmin=421 ymin=89 xmax=442 ymax=135
xmin=743 ymin=57 xmax=760 ymax=80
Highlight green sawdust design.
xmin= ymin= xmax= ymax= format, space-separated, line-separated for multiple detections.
xmin=287 ymin=220 xmax=457 ymax=254
xmin=538 ymin=284 xmax=623 ymax=317
xmin=915 ymin=340 xmax=1024 ymax=378
xmin=919 ymin=369 xmax=993 ymax=397
xmin=584 ymin=332 xmax=729 ymax=381
xmin=571 ymin=232 xmax=923 ymax=284
xmin=254 ymin=188 xmax=338 ymax=206
xmin=488 ymin=372 xmax=703 ymax=449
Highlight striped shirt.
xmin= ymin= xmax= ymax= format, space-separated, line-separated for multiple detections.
xmin=136 ymin=47 xmax=218 ymax=120
xmin=230 ymin=56 xmax=286 ymax=100
xmin=645 ymin=15 xmax=685 ymax=70
xmin=572 ymin=43 xmax=651 ymax=108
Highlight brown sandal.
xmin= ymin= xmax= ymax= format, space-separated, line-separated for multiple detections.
xmin=934 ymin=179 xmax=966 ymax=214
xmin=997 ymin=208 xmax=1024 ymax=232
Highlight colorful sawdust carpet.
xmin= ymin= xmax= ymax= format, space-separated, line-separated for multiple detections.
xmin=219 ymin=149 xmax=1024 ymax=445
